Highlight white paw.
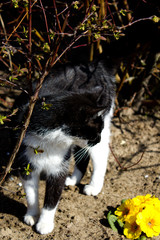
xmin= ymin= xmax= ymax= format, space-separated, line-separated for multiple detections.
xmin=36 ymin=220 xmax=54 ymax=235
xmin=24 ymin=214 xmax=39 ymax=226
xmin=65 ymin=176 xmax=77 ymax=186
xmin=65 ymin=168 xmax=82 ymax=186
xmin=83 ymin=184 xmax=102 ymax=196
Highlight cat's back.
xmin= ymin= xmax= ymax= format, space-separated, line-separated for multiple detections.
xmin=38 ymin=59 xmax=115 ymax=98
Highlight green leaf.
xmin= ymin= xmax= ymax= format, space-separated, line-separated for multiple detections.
xmin=0 ymin=115 xmax=7 ymax=125
xmin=92 ymin=4 xmax=97 ymax=12
xmin=107 ymin=211 xmax=118 ymax=232
xmin=9 ymin=76 xmax=18 ymax=81
xmin=137 ymin=235 xmax=146 ymax=240
xmin=152 ymin=15 xmax=160 ymax=23
xmin=33 ymin=146 xmax=44 ymax=154
xmin=12 ymin=0 xmax=19 ymax=8
xmin=114 ymin=32 xmax=120 ymax=40
xmin=43 ymin=42 xmax=50 ymax=53
xmin=41 ymin=102 xmax=53 ymax=110
xmin=49 ymin=31 xmax=55 ymax=40
xmin=94 ymin=32 xmax=101 ymax=40
xmin=34 ymin=148 xmax=38 ymax=155
xmin=140 ymin=236 xmax=147 ymax=240
xmin=24 ymin=164 xmax=32 ymax=176
xmin=23 ymin=26 xmax=28 ymax=38
xmin=73 ymin=1 xmax=79 ymax=9
xmin=117 ymin=219 xmax=124 ymax=228
xmin=120 ymin=9 xmax=127 ymax=16
xmin=79 ymin=23 xmax=86 ymax=31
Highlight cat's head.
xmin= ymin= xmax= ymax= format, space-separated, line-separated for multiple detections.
xmin=60 ymin=89 xmax=107 ymax=146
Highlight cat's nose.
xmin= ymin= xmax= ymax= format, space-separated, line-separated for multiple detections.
xmin=88 ymin=135 xmax=101 ymax=145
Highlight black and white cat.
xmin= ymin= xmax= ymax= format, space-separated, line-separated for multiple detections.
xmin=14 ymin=58 xmax=115 ymax=234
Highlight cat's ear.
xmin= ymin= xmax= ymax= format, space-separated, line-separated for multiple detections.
xmin=91 ymin=106 xmax=106 ymax=117
xmin=91 ymin=86 xmax=107 ymax=107
xmin=87 ymin=101 xmax=106 ymax=118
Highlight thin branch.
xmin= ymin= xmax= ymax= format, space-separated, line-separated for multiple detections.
xmin=0 ymin=78 xmax=29 ymax=94
xmin=49 ymin=31 xmax=88 ymax=69
xmin=118 ymin=16 xmax=153 ymax=30
xmin=123 ymin=0 xmax=132 ymax=22
xmin=39 ymin=0 xmax=51 ymax=44
xmin=53 ymin=0 xmax=62 ymax=33
xmin=0 ymin=56 xmax=10 ymax=68
xmin=106 ymin=0 xmax=116 ymax=27
xmin=0 ymin=185 xmax=18 ymax=195
xmin=0 ymin=14 xmax=12 ymax=70
xmin=109 ymin=144 xmax=145 ymax=170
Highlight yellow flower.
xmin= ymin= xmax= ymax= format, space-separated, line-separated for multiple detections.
xmin=132 ymin=194 xmax=152 ymax=206
xmin=136 ymin=206 xmax=160 ymax=237
xmin=132 ymin=194 xmax=152 ymax=210
xmin=151 ymin=196 xmax=160 ymax=212
xmin=115 ymin=199 xmax=138 ymax=222
xmin=124 ymin=216 xmax=142 ymax=239
xmin=132 ymin=194 xmax=160 ymax=213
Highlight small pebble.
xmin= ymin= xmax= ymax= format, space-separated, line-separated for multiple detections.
xmin=120 ymin=140 xmax=126 ymax=145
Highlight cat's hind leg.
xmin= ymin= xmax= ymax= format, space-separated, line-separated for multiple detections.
xmin=36 ymin=174 xmax=66 ymax=234
xmin=65 ymin=146 xmax=90 ymax=186
xmin=21 ymin=171 xmax=40 ymax=226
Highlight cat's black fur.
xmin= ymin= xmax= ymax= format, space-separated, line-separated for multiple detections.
xmin=13 ymin=58 xmax=115 ymax=234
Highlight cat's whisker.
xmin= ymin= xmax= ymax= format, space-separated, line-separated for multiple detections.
xmin=75 ymin=153 xmax=87 ymax=164
xmin=75 ymin=144 xmax=95 ymax=164
xmin=74 ymin=152 xmax=87 ymax=164
xmin=74 ymin=145 xmax=91 ymax=164
xmin=73 ymin=146 xmax=88 ymax=158
xmin=73 ymin=144 xmax=89 ymax=158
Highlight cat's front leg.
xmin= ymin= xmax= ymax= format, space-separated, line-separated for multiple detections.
xmin=84 ymin=112 xmax=112 ymax=196
xmin=21 ymin=171 xmax=40 ymax=226
xmin=83 ymin=143 xmax=109 ymax=196
xmin=36 ymin=174 xmax=66 ymax=235
xmin=65 ymin=146 xmax=90 ymax=187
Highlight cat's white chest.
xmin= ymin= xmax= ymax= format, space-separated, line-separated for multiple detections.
xmin=23 ymin=128 xmax=73 ymax=176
